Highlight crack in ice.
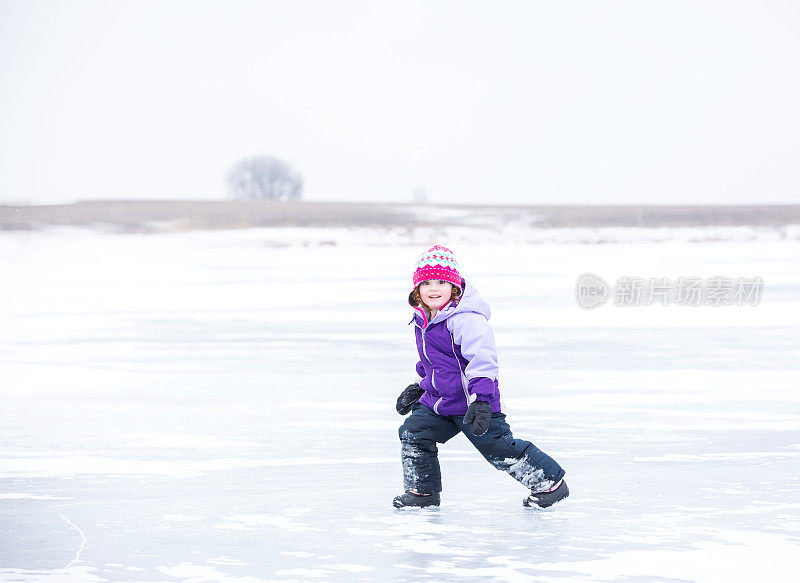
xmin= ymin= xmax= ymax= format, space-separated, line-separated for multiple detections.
xmin=59 ymin=513 xmax=87 ymax=569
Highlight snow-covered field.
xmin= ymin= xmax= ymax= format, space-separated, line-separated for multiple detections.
xmin=1 ymin=225 xmax=798 ymax=582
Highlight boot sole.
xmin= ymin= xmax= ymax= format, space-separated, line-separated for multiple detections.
xmin=392 ymin=495 xmax=440 ymax=508
xmin=392 ymin=500 xmax=440 ymax=508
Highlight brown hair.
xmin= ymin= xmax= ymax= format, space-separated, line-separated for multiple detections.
xmin=410 ymin=283 xmax=462 ymax=320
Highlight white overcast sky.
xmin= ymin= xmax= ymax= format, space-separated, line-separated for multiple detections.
xmin=1 ymin=1 xmax=798 ymax=205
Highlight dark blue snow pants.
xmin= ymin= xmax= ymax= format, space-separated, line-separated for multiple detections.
xmin=398 ymin=402 xmax=565 ymax=495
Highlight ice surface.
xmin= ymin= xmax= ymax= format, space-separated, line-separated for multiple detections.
xmin=1 ymin=226 xmax=799 ymax=582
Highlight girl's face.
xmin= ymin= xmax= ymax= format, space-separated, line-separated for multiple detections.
xmin=419 ymin=279 xmax=453 ymax=312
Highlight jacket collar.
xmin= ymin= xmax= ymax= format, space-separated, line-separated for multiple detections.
xmin=409 ymin=298 xmax=456 ymax=328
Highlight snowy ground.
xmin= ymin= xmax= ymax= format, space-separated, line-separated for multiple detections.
xmin=1 ymin=225 xmax=799 ymax=582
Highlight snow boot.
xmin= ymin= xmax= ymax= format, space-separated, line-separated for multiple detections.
xmin=523 ymin=480 xmax=569 ymax=509
xmin=392 ymin=491 xmax=440 ymax=508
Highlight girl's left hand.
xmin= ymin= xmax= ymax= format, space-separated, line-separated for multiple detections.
xmin=463 ymin=401 xmax=491 ymax=436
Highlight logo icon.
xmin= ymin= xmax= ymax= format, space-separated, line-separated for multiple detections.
xmin=576 ymin=273 xmax=610 ymax=309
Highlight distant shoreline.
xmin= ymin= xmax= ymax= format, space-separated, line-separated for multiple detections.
xmin=1 ymin=200 xmax=799 ymax=233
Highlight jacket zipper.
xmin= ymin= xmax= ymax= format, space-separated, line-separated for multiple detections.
xmin=422 ymin=327 xmax=437 ymax=392
xmin=420 ymin=326 xmax=442 ymax=412
xmin=450 ymin=332 xmax=471 ymax=408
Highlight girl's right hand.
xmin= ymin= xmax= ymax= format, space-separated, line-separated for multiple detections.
xmin=396 ymin=383 xmax=425 ymax=415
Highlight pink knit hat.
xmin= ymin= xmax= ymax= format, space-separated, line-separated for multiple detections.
xmin=412 ymin=245 xmax=462 ymax=291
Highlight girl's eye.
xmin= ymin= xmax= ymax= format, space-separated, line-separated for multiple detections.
xmin=439 ymin=280 xmax=447 ymax=285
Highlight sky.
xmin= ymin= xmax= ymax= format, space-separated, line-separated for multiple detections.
xmin=1 ymin=0 xmax=799 ymax=205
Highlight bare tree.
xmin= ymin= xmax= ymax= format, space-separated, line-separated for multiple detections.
xmin=225 ymin=155 xmax=303 ymax=201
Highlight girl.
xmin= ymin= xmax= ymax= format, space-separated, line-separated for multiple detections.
xmin=393 ymin=245 xmax=569 ymax=509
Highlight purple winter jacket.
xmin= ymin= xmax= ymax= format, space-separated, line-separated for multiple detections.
xmin=409 ymin=277 xmax=502 ymax=416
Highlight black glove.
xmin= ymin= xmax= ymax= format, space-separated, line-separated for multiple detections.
xmin=396 ymin=383 xmax=425 ymax=415
xmin=463 ymin=400 xmax=491 ymax=436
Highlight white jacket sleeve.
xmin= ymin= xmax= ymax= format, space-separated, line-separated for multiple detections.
xmin=446 ymin=312 xmax=499 ymax=397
